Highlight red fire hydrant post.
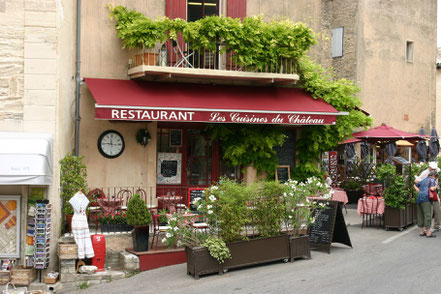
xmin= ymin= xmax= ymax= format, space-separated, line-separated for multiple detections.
xmin=91 ymin=234 xmax=106 ymax=271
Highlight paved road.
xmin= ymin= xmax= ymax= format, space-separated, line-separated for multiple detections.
xmin=74 ymin=207 xmax=440 ymax=294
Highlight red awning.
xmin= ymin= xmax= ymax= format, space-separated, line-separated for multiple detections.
xmin=84 ymin=78 xmax=345 ymax=125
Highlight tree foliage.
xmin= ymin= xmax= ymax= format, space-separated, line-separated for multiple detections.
xmin=59 ymin=153 xmax=88 ymax=215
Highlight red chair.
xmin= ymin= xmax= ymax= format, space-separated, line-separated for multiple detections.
xmin=87 ymin=188 xmax=106 ymax=231
xmin=150 ymin=210 xmax=171 ymax=249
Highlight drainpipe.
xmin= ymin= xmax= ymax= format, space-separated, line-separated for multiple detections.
xmin=74 ymin=0 xmax=82 ymax=156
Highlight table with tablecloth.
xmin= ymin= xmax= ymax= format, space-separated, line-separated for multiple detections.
xmin=331 ymin=189 xmax=349 ymax=205
xmin=357 ymin=197 xmax=385 ymax=215
xmin=357 ymin=197 xmax=385 ymax=228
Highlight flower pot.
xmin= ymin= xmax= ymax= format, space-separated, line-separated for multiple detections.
xmin=144 ymin=53 xmax=158 ymax=66
xmin=132 ymin=225 xmax=150 ymax=252
xmin=289 ymin=235 xmax=311 ymax=262
xmin=384 ymin=207 xmax=406 ymax=231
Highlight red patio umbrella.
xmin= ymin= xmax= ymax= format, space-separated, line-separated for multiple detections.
xmin=352 ymin=123 xmax=425 ymax=146
xmin=352 ymin=123 xmax=426 ymax=162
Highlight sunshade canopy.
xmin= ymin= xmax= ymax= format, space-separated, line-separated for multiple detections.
xmin=352 ymin=123 xmax=425 ymax=145
xmin=85 ymin=78 xmax=346 ymax=126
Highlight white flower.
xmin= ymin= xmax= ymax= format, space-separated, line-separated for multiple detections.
xmin=197 ymin=205 xmax=202 ymax=210
xmin=192 ymin=197 xmax=201 ymax=204
xmin=211 ymin=186 xmax=219 ymax=190
xmin=207 ymin=204 xmax=212 ymax=209
xmin=174 ymin=227 xmax=179 ymax=231
xmin=289 ymin=215 xmax=293 ymax=219
xmin=208 ymin=210 xmax=213 ymax=214
xmin=209 ymin=195 xmax=216 ymax=201
xmin=165 ymin=233 xmax=171 ymax=238
xmin=161 ymin=238 xmax=167 ymax=243
xmin=283 ymin=192 xmax=287 ymax=197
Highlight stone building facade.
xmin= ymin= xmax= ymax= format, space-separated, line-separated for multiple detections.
xmin=0 ymin=0 xmax=437 ymax=271
xmin=0 ymin=0 xmax=75 ymax=270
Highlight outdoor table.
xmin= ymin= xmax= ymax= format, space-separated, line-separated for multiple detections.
xmin=357 ymin=196 xmax=385 ymax=229
xmin=158 ymin=195 xmax=183 ymax=213
xmin=330 ymin=189 xmax=349 ymax=205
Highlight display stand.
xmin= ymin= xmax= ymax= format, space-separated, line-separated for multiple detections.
xmin=34 ymin=200 xmax=51 ymax=282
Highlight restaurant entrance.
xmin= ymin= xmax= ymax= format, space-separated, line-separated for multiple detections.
xmin=156 ymin=124 xmax=242 ymax=205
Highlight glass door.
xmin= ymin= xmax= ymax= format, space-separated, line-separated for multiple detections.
xmin=186 ymin=129 xmax=212 ymax=185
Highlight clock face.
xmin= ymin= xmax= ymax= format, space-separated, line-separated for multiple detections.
xmin=97 ymin=130 xmax=125 ymax=159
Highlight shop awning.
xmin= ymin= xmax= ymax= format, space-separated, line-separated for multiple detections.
xmin=85 ymin=78 xmax=347 ymax=125
xmin=0 ymin=132 xmax=53 ymax=185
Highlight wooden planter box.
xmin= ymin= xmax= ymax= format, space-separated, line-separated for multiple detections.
xmin=11 ymin=266 xmax=36 ymax=286
xmin=58 ymin=241 xmax=78 ymax=260
xmin=289 ymin=235 xmax=311 ymax=262
xmin=185 ymin=246 xmax=221 ymax=279
xmin=0 ymin=270 xmax=10 ymax=285
xmin=186 ymin=234 xmax=292 ymax=279
xmin=384 ymin=207 xmax=406 ymax=231
xmin=405 ymin=204 xmax=415 ymax=226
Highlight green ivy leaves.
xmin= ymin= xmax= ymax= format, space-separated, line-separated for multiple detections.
xmin=108 ymin=5 xmax=315 ymax=72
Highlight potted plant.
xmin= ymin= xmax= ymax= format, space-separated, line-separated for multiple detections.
xmin=377 ymin=164 xmax=409 ymax=231
xmin=59 ymin=153 xmax=88 ymax=232
xmin=126 ymin=194 xmax=152 ymax=251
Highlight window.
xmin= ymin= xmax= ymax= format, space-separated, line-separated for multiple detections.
xmin=331 ymin=27 xmax=344 ymax=58
xmin=406 ymin=41 xmax=414 ymax=62
xmin=188 ymin=0 xmax=219 ymax=22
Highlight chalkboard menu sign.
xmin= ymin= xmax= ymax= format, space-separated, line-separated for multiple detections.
xmin=160 ymin=160 xmax=178 ymax=177
xmin=169 ymin=129 xmax=183 ymax=147
xmin=275 ymin=165 xmax=290 ymax=183
xmin=157 ymin=153 xmax=182 ymax=184
xmin=309 ymin=200 xmax=352 ymax=253
xmin=188 ymin=188 xmax=206 ymax=211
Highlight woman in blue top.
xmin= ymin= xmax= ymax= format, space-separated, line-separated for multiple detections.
xmin=414 ymin=171 xmax=438 ymax=238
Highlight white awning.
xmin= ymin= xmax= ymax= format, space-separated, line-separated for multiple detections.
xmin=0 ymin=132 xmax=53 ymax=185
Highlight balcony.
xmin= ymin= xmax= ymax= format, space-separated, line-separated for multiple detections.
xmin=127 ymin=42 xmax=300 ymax=86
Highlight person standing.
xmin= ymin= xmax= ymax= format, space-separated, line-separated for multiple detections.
xmin=415 ymin=162 xmax=440 ymax=231
xmin=414 ymin=171 xmax=438 ymax=238
xmin=431 ymin=173 xmax=440 ymax=232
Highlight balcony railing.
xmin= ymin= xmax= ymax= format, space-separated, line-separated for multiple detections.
xmin=127 ymin=40 xmax=300 ymax=85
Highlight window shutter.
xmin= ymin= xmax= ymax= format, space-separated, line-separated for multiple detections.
xmin=165 ymin=0 xmax=187 ymax=19
xmin=331 ymin=27 xmax=344 ymax=58
xmin=227 ymin=0 xmax=246 ymax=19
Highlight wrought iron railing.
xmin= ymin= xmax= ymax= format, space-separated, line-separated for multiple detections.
xmin=129 ymin=40 xmax=298 ymax=75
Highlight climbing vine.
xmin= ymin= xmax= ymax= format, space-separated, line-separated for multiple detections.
xmin=107 ymin=5 xmax=371 ymax=179
xmin=294 ymin=57 xmax=372 ymax=180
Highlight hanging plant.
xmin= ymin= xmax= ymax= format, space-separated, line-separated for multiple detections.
xmin=136 ymin=128 xmax=151 ymax=147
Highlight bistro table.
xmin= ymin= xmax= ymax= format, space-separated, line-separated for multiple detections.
xmin=357 ymin=196 xmax=385 ymax=229
xmin=157 ymin=195 xmax=183 ymax=213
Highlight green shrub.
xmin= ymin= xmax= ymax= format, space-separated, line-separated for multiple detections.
xmin=126 ymin=194 xmax=152 ymax=227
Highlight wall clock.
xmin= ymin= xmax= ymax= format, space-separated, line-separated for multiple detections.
xmin=97 ymin=130 xmax=125 ymax=159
